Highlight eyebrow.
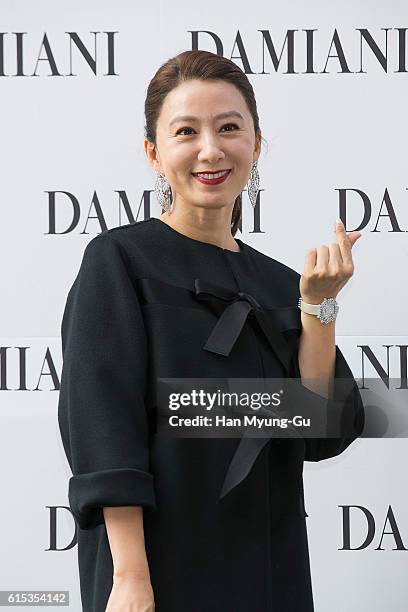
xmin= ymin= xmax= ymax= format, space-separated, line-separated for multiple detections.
xmin=169 ymin=111 xmax=244 ymax=128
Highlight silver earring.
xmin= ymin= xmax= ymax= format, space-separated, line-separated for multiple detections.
xmin=154 ymin=172 xmax=173 ymax=212
xmin=247 ymin=161 xmax=260 ymax=209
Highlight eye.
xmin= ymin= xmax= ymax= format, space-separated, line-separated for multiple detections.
xmin=222 ymin=123 xmax=240 ymax=132
xmin=175 ymin=123 xmax=240 ymax=136
xmin=175 ymin=127 xmax=194 ymax=136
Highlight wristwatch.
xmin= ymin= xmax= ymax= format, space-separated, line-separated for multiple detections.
xmin=297 ymin=297 xmax=339 ymax=324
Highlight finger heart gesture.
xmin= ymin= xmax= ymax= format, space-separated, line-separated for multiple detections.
xmin=299 ymin=219 xmax=362 ymax=304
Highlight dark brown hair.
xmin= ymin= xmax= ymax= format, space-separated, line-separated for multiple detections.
xmin=144 ymin=50 xmax=266 ymax=236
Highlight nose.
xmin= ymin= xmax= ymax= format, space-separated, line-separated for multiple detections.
xmin=196 ymin=131 xmax=226 ymax=164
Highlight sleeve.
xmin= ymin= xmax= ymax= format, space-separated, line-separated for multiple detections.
xmin=282 ymin=278 xmax=365 ymax=463
xmin=57 ymin=233 xmax=156 ymax=531
xmin=291 ymin=343 xmax=365 ymax=462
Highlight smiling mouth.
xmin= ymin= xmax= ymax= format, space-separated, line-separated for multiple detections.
xmin=191 ymin=170 xmax=232 ymax=185
xmin=191 ymin=169 xmax=231 ymax=177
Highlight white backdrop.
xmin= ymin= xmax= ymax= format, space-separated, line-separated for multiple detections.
xmin=1 ymin=1 xmax=407 ymax=610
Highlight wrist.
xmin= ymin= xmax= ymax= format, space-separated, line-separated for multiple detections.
xmin=113 ymin=569 xmax=151 ymax=582
xmin=300 ymin=296 xmax=336 ymax=305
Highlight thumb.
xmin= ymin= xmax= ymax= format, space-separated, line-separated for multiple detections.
xmin=347 ymin=231 xmax=362 ymax=248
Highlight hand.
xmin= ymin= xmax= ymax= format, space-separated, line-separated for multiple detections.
xmin=299 ymin=219 xmax=362 ymax=304
xmin=105 ymin=573 xmax=155 ymax=611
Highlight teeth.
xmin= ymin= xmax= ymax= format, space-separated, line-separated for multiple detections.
xmin=194 ymin=170 xmax=230 ymax=179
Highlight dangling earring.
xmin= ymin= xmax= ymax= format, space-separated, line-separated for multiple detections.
xmin=247 ymin=161 xmax=260 ymax=209
xmin=154 ymin=172 xmax=173 ymax=213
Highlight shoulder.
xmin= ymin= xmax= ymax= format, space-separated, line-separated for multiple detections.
xmin=82 ymin=219 xmax=156 ymax=261
xmin=86 ymin=218 xmax=154 ymax=246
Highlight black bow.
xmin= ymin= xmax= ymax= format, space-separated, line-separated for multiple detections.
xmin=194 ymin=278 xmax=293 ymax=376
xmin=193 ymin=278 xmax=303 ymax=502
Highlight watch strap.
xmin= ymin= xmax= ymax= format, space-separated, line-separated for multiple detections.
xmin=297 ymin=298 xmax=321 ymax=315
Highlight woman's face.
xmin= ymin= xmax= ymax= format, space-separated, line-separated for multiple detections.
xmin=145 ymin=79 xmax=261 ymax=211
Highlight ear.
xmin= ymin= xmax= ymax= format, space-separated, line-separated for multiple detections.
xmin=253 ymin=130 xmax=262 ymax=162
xmin=144 ymin=138 xmax=162 ymax=174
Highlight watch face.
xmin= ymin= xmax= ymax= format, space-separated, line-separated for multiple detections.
xmin=318 ymin=298 xmax=339 ymax=324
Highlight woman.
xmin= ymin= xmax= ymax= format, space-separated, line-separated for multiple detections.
xmin=58 ymin=50 xmax=364 ymax=612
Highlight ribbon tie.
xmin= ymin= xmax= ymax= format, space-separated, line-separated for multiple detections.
xmin=194 ymin=278 xmax=293 ymax=376
xmin=193 ymin=278 xmax=303 ymax=502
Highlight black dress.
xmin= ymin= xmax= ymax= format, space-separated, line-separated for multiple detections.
xmin=57 ymin=217 xmax=364 ymax=612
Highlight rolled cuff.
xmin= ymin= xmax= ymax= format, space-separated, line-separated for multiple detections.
xmin=68 ymin=467 xmax=156 ymax=530
xmin=301 ymin=345 xmax=365 ymax=461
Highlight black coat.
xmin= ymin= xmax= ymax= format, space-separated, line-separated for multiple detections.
xmin=57 ymin=217 xmax=365 ymax=612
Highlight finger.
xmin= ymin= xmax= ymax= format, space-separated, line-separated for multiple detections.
xmin=304 ymin=248 xmax=317 ymax=275
xmin=328 ymin=242 xmax=343 ymax=266
xmin=334 ymin=220 xmax=362 ymax=248
xmin=315 ymin=245 xmax=329 ymax=269
xmin=335 ymin=219 xmax=353 ymax=264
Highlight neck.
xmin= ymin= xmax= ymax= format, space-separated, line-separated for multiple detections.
xmin=159 ymin=210 xmax=240 ymax=252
